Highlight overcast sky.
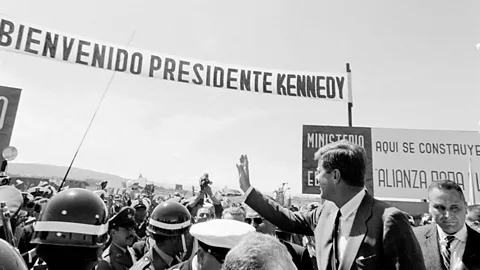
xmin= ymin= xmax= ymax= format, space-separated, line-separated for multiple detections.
xmin=0 ymin=0 xmax=479 ymax=195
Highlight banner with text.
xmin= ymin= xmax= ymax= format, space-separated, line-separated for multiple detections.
xmin=302 ymin=125 xmax=374 ymax=194
xmin=0 ymin=86 xmax=21 ymax=162
xmin=302 ymin=125 xmax=480 ymax=202
xmin=0 ymin=16 xmax=348 ymax=102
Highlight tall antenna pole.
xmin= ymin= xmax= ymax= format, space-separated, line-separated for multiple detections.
xmin=58 ymin=31 xmax=136 ymax=191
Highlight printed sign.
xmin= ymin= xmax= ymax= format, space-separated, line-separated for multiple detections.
xmin=302 ymin=125 xmax=373 ymax=195
xmin=302 ymin=125 xmax=480 ymax=202
xmin=0 ymin=86 xmax=21 ymax=162
xmin=0 ymin=16 xmax=349 ymax=102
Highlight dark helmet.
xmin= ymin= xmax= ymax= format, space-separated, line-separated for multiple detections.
xmin=147 ymin=201 xmax=191 ymax=236
xmin=0 ymin=238 xmax=29 ymax=270
xmin=31 ymin=188 xmax=109 ymax=247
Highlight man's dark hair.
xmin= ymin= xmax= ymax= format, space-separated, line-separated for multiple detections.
xmin=427 ymin=180 xmax=465 ymax=201
xmin=314 ymin=140 xmax=366 ymax=187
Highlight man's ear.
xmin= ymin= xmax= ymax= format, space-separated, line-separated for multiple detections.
xmin=332 ymin=169 xmax=341 ymax=184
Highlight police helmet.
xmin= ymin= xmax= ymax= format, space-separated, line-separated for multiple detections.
xmin=0 ymin=238 xmax=28 ymax=270
xmin=31 ymin=188 xmax=109 ymax=247
xmin=147 ymin=201 xmax=191 ymax=236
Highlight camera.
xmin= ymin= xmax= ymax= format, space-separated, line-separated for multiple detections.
xmin=0 ymin=176 xmax=10 ymax=186
xmin=199 ymin=173 xmax=212 ymax=190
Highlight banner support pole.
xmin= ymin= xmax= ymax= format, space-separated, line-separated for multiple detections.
xmin=346 ymin=63 xmax=353 ymax=127
xmin=468 ymin=157 xmax=476 ymax=205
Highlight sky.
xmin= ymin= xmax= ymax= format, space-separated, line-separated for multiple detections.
xmin=0 ymin=0 xmax=479 ymax=195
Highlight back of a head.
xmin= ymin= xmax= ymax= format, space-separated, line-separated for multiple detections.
xmin=222 ymin=232 xmax=297 ymax=270
xmin=467 ymin=204 xmax=480 ymax=221
xmin=222 ymin=207 xmax=246 ymax=222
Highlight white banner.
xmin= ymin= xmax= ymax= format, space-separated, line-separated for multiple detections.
xmin=372 ymin=128 xmax=480 ymax=202
xmin=0 ymin=16 xmax=349 ymax=102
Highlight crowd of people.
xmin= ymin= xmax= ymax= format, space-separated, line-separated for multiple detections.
xmin=0 ymin=140 xmax=480 ymax=269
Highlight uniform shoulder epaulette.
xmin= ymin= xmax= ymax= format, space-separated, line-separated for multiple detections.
xmin=130 ymin=256 xmax=153 ymax=270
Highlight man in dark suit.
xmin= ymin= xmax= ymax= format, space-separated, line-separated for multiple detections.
xmin=236 ymin=140 xmax=426 ymax=270
xmin=244 ymin=205 xmax=314 ymax=270
xmin=413 ymin=180 xmax=480 ymax=270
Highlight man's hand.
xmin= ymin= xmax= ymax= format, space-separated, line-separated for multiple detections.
xmin=236 ymin=154 xmax=251 ymax=192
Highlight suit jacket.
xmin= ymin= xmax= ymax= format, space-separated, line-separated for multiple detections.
xmin=413 ymin=224 xmax=480 ymax=270
xmin=281 ymin=239 xmax=314 ymax=270
xmin=245 ymin=188 xmax=426 ymax=270
xmin=96 ymin=243 xmax=136 ymax=270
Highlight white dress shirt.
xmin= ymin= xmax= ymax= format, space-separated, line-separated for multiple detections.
xmin=337 ymin=189 xmax=366 ymax=262
xmin=437 ymin=224 xmax=468 ymax=270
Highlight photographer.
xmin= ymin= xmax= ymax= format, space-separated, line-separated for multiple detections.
xmin=184 ymin=173 xmax=223 ymax=220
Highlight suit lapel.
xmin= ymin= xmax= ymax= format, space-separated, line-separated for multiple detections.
xmin=423 ymin=225 xmax=444 ymax=270
xmin=315 ymin=203 xmax=338 ymax=270
xmin=462 ymin=226 xmax=480 ymax=270
xmin=338 ymin=194 xmax=372 ymax=270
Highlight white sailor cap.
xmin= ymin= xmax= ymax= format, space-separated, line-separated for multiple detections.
xmin=190 ymin=219 xmax=255 ymax=249
xmin=131 ymin=197 xmax=150 ymax=210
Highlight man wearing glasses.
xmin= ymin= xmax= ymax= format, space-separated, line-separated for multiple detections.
xmin=97 ymin=206 xmax=138 ymax=270
xmin=244 ymin=205 xmax=314 ymax=269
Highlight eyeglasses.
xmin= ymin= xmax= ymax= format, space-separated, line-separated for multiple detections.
xmin=245 ymin=217 xmax=263 ymax=225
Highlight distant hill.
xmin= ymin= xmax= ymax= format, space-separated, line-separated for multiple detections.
xmin=7 ymin=163 xmax=129 ymax=187
xmin=6 ymin=163 xmax=179 ymax=190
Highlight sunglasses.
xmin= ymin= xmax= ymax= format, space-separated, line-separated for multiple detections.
xmin=198 ymin=213 xmax=211 ymax=218
xmin=245 ymin=217 xmax=263 ymax=225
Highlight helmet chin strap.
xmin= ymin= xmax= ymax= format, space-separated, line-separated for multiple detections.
xmin=181 ymin=234 xmax=187 ymax=253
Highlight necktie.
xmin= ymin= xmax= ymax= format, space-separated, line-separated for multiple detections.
xmin=329 ymin=210 xmax=342 ymax=270
xmin=441 ymin=235 xmax=455 ymax=270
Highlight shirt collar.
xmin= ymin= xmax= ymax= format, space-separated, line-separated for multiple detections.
xmin=340 ymin=189 xmax=366 ymax=218
xmin=437 ymin=224 xmax=468 ymax=243
xmin=192 ymin=254 xmax=199 ymax=270
xmin=153 ymin=245 xmax=174 ymax=266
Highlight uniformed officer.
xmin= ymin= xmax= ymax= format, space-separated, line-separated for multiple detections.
xmin=168 ymin=219 xmax=255 ymax=270
xmin=30 ymin=188 xmax=110 ymax=270
xmin=0 ymin=238 xmax=29 ymax=270
xmin=131 ymin=197 xmax=151 ymax=239
xmin=97 ymin=206 xmax=137 ymax=270
xmin=130 ymin=201 xmax=192 ymax=270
